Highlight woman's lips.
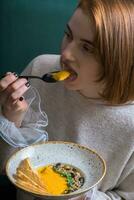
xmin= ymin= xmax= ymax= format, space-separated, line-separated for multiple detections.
xmin=62 ymin=69 xmax=77 ymax=82
xmin=61 ymin=63 xmax=78 ymax=82
xmin=66 ymin=71 xmax=78 ymax=81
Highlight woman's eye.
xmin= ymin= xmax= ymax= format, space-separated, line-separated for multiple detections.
xmin=64 ymin=31 xmax=71 ymax=39
xmin=82 ymin=44 xmax=94 ymax=53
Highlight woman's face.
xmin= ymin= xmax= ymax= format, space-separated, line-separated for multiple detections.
xmin=60 ymin=8 xmax=104 ymax=98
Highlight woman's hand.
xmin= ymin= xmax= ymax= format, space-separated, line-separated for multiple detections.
xmin=0 ymin=72 xmax=30 ymax=127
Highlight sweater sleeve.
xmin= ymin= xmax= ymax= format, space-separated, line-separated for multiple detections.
xmin=0 ymin=56 xmax=49 ymax=147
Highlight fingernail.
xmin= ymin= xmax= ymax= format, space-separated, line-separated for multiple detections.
xmin=6 ymin=72 xmax=12 ymax=75
xmin=1 ymin=72 xmax=11 ymax=78
xmin=19 ymin=96 xmax=24 ymax=101
xmin=25 ymin=81 xmax=30 ymax=88
xmin=13 ymin=72 xmax=18 ymax=77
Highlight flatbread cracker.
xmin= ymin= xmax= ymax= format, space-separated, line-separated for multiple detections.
xmin=14 ymin=158 xmax=48 ymax=194
xmin=16 ymin=179 xmax=47 ymax=194
xmin=14 ymin=171 xmax=45 ymax=191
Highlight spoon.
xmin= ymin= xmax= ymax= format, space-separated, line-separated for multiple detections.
xmin=19 ymin=70 xmax=71 ymax=83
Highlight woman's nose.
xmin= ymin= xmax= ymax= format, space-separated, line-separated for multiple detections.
xmin=61 ymin=42 xmax=76 ymax=62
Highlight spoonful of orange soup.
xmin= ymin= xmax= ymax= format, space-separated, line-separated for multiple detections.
xmin=19 ymin=70 xmax=71 ymax=83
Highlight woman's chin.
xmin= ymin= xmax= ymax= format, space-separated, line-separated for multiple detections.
xmin=63 ymin=77 xmax=80 ymax=90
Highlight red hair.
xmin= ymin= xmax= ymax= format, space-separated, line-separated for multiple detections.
xmin=78 ymin=0 xmax=134 ymax=104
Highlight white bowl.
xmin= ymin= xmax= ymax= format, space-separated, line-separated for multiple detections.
xmin=6 ymin=141 xmax=106 ymax=199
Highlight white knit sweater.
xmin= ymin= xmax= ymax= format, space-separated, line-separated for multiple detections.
xmin=17 ymin=54 xmax=134 ymax=200
xmin=1 ymin=55 xmax=134 ymax=200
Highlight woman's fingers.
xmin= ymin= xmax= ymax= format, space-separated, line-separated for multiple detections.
xmin=1 ymin=72 xmax=12 ymax=78
xmin=0 ymin=73 xmax=18 ymax=104
xmin=5 ymin=81 xmax=30 ymax=107
xmin=2 ymin=97 xmax=29 ymax=127
xmin=0 ymin=72 xmax=29 ymax=105
xmin=6 ymin=79 xmax=30 ymax=101
xmin=1 ymin=78 xmax=30 ymax=127
xmin=0 ymin=72 xmax=31 ymax=127
xmin=9 ymin=96 xmax=28 ymax=112
xmin=6 ymin=78 xmax=28 ymax=95
xmin=0 ymin=72 xmax=18 ymax=92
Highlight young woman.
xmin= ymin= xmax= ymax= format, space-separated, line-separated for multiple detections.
xmin=0 ymin=0 xmax=134 ymax=199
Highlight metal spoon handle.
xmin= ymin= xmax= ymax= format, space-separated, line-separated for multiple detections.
xmin=19 ymin=75 xmax=57 ymax=83
xmin=19 ymin=75 xmax=42 ymax=80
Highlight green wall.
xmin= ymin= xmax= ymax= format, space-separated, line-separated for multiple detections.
xmin=0 ymin=0 xmax=78 ymax=75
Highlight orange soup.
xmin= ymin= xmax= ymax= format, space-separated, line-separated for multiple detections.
xmin=37 ymin=163 xmax=85 ymax=195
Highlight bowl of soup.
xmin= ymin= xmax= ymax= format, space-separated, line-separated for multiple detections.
xmin=6 ymin=141 xmax=106 ymax=199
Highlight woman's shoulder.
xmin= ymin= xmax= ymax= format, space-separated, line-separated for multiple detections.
xmin=103 ymin=103 xmax=134 ymax=139
xmin=31 ymin=54 xmax=60 ymax=76
xmin=22 ymin=54 xmax=60 ymax=76
xmin=102 ymin=103 xmax=134 ymax=123
xmin=32 ymin=54 xmax=60 ymax=66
